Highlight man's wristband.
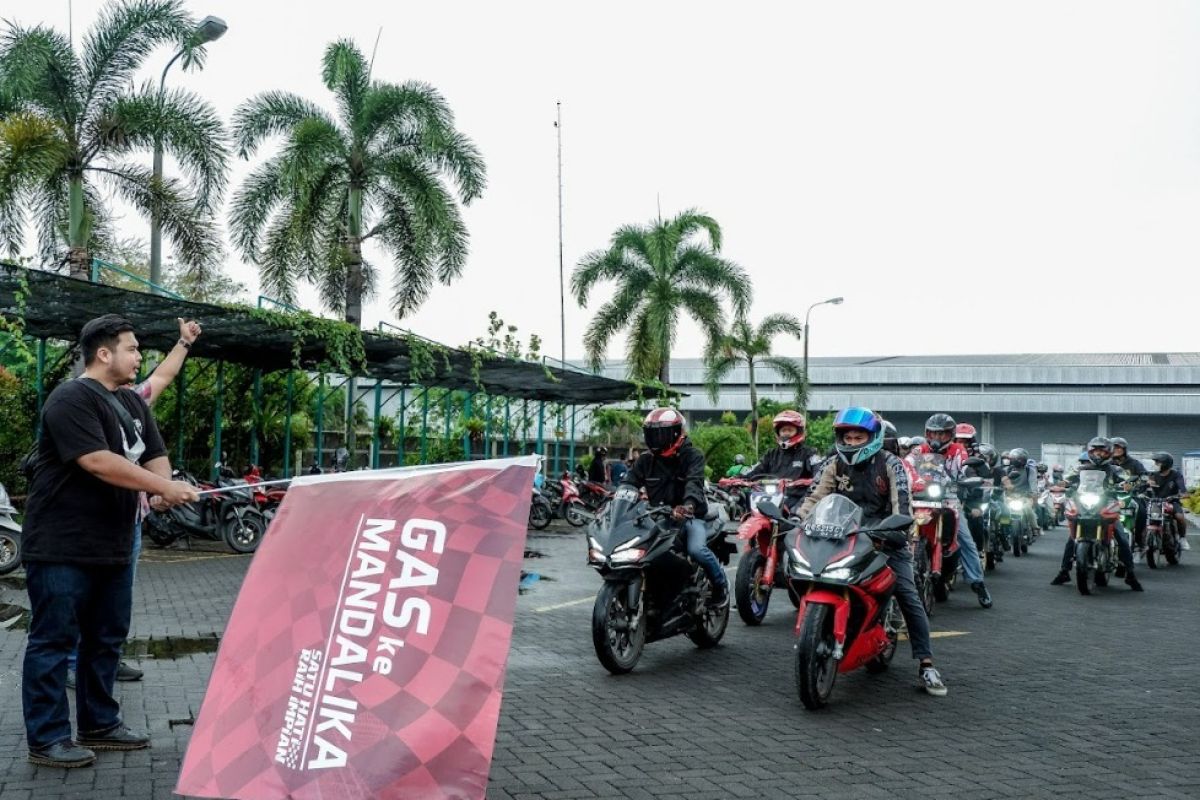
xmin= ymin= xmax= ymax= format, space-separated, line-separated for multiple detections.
xmin=178 ymin=339 xmax=192 ymax=350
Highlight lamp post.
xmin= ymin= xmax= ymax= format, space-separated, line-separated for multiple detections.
xmin=802 ymin=296 xmax=844 ymax=404
xmin=149 ymin=15 xmax=227 ymax=292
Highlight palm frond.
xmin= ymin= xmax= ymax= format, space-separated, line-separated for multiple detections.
xmin=80 ymin=0 xmax=192 ymax=113
xmin=231 ymin=91 xmax=335 ymax=158
xmin=761 ymin=356 xmax=807 ymax=388
xmin=757 ymin=313 xmax=805 ymax=342
xmin=675 ymin=245 xmax=751 ymax=315
xmin=103 ymin=83 xmax=228 ymax=209
xmin=0 ymin=23 xmax=82 ymax=123
xmin=321 ymin=39 xmax=369 ymax=132
xmin=667 ymin=207 xmax=722 ymax=251
xmin=571 ymin=248 xmax=651 ymax=307
xmin=703 ymin=352 xmax=740 ymax=403
xmin=625 ymin=308 xmax=662 ymax=382
xmin=581 ymin=284 xmax=645 ymax=372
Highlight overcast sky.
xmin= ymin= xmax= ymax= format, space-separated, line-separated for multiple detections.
xmin=9 ymin=0 xmax=1200 ymax=361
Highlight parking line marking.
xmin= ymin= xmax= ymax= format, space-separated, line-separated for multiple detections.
xmin=533 ymin=597 xmax=593 ymax=613
xmin=899 ymin=630 xmax=969 ymax=641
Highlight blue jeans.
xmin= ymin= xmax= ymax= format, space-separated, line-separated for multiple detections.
xmin=887 ymin=545 xmax=932 ymax=661
xmin=956 ymin=508 xmax=984 ymax=585
xmin=68 ymin=521 xmax=140 ymax=672
xmin=684 ymin=518 xmax=727 ymax=588
xmin=23 ymin=560 xmax=133 ymax=748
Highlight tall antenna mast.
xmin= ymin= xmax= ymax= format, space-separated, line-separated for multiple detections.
xmin=556 ymin=101 xmax=566 ymax=369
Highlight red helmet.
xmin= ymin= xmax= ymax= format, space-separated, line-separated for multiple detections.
xmin=642 ymin=407 xmax=686 ymax=456
xmin=954 ymin=423 xmax=977 ymax=440
xmin=773 ymin=410 xmax=807 ymax=449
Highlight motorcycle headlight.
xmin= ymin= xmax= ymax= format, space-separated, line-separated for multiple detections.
xmin=789 ymin=547 xmax=813 ymax=576
xmin=610 ymin=548 xmax=646 ymax=564
xmin=927 ymin=484 xmax=943 ymax=499
xmin=790 ymin=547 xmax=811 ymax=568
xmin=1007 ymin=499 xmax=1025 ymax=511
xmin=821 ymin=567 xmax=852 ymax=581
xmin=1079 ymin=492 xmax=1101 ymax=508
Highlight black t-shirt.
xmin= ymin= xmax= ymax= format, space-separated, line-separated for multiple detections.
xmin=23 ymin=379 xmax=167 ymax=565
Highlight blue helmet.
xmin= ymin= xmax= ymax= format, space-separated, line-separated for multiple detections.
xmin=833 ymin=407 xmax=884 ymax=466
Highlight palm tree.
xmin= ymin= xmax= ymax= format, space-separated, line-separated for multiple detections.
xmin=0 ymin=0 xmax=227 ymax=279
xmin=572 ymin=209 xmax=750 ymax=385
xmin=230 ymin=39 xmax=486 ymax=328
xmin=704 ymin=313 xmax=806 ymax=454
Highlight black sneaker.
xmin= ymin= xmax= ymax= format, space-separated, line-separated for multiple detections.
xmin=116 ymin=661 xmax=143 ymax=682
xmin=1051 ymin=571 xmax=1071 ymax=585
xmin=971 ymin=581 xmax=992 ymax=608
xmin=28 ymin=740 xmax=96 ymax=768
xmin=710 ymin=581 xmax=729 ymax=608
xmin=76 ymin=725 xmax=150 ymax=751
xmin=1124 ymin=573 xmax=1144 ymax=592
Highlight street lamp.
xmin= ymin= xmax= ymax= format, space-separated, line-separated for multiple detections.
xmin=802 ymin=296 xmax=844 ymax=403
xmin=149 ymin=15 xmax=228 ymax=291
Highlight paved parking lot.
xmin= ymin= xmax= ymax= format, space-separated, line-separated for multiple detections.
xmin=0 ymin=524 xmax=1198 ymax=799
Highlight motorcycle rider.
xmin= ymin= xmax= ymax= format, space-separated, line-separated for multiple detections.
xmin=1051 ymin=437 xmax=1144 ymax=589
xmin=588 ymin=446 xmax=610 ymax=486
xmin=910 ymin=413 xmax=993 ymax=608
xmin=621 ymin=408 xmax=730 ymax=605
xmin=1110 ymin=437 xmax=1149 ymax=548
xmin=742 ymin=410 xmax=820 ymax=512
xmin=798 ymin=407 xmax=947 ymax=697
xmin=725 ymin=454 xmax=750 ymax=478
xmin=1147 ymin=452 xmax=1190 ymax=550
xmin=962 ymin=444 xmax=1001 ymax=551
xmin=1002 ymin=447 xmax=1040 ymax=536
xmin=954 ymin=423 xmax=980 ymax=456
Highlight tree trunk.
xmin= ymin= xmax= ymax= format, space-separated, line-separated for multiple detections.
xmin=343 ymin=186 xmax=365 ymax=328
xmin=747 ymin=357 xmax=759 ymax=457
xmin=658 ymin=349 xmax=670 ymax=387
xmin=68 ymin=175 xmax=89 ymax=280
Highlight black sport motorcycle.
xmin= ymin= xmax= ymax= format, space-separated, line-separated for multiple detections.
xmin=143 ymin=469 xmax=266 ymax=554
xmin=587 ymin=487 xmax=734 ymax=674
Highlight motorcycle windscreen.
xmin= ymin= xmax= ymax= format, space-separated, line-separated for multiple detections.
xmin=804 ymin=494 xmax=863 ymax=540
xmin=910 ymin=452 xmax=948 ymax=484
xmin=750 ymin=478 xmax=782 ymax=512
xmin=593 ymin=486 xmax=654 ymax=550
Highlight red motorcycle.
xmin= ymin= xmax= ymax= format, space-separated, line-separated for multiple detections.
xmin=550 ymin=474 xmax=591 ymax=527
xmin=719 ymin=476 xmax=810 ymax=625
xmin=242 ymin=465 xmax=289 ymax=524
xmin=576 ymin=478 xmax=614 ymax=514
xmin=909 ymin=452 xmax=967 ymax=612
xmin=768 ymin=494 xmax=911 ymax=709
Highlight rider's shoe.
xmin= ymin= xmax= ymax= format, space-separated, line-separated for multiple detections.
xmin=1051 ymin=570 xmax=1070 ymax=585
xmin=1124 ymin=573 xmax=1144 ymax=592
xmin=919 ymin=665 xmax=948 ymax=697
xmin=971 ymin=581 xmax=993 ymax=608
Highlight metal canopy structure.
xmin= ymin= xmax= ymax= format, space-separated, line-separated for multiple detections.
xmin=0 ymin=264 xmax=637 ymax=404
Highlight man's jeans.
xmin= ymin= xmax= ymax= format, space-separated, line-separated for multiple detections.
xmin=23 ymin=560 xmax=133 ymax=748
xmin=684 ymin=518 xmax=727 ymax=588
xmin=888 ymin=544 xmax=932 ymax=661
xmin=1060 ymin=519 xmax=1136 ymax=573
xmin=68 ymin=521 xmax=140 ymax=672
xmin=955 ymin=509 xmax=985 ymax=585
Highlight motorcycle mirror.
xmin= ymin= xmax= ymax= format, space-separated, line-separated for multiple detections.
xmin=756 ymin=500 xmax=784 ymax=520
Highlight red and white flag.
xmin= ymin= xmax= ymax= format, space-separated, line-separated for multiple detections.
xmin=176 ymin=456 xmax=537 ymax=800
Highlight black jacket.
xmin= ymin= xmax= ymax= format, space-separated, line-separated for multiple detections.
xmin=744 ymin=444 xmax=820 ymax=505
xmin=1148 ymin=468 xmax=1187 ymax=499
xmin=1111 ymin=455 xmax=1148 ymax=478
xmin=621 ymin=440 xmax=708 ymax=516
xmin=799 ymin=451 xmax=911 ymax=524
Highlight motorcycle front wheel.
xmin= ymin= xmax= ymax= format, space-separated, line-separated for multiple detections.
xmin=564 ymin=500 xmax=589 ymax=527
xmin=143 ymin=513 xmax=178 ymax=547
xmin=1075 ymin=540 xmax=1093 ymax=595
xmin=734 ymin=550 xmax=771 ymax=626
xmin=915 ymin=544 xmax=935 ymax=616
xmin=795 ymin=603 xmax=838 ymax=710
xmin=687 ymin=574 xmax=730 ymax=648
xmin=592 ymin=581 xmax=645 ymax=674
xmin=223 ymin=510 xmax=266 ymax=554
xmin=0 ymin=530 xmax=19 ymax=575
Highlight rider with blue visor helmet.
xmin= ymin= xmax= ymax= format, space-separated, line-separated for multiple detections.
xmin=798 ymin=406 xmax=948 ymax=697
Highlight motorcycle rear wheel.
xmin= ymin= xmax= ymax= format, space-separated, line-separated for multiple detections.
xmin=592 ymin=581 xmax=645 ymax=674
xmin=688 ymin=575 xmax=730 ymax=648
xmin=1094 ymin=569 xmax=1109 ymax=587
xmin=1146 ymin=546 xmax=1158 ymax=569
xmin=795 ymin=603 xmax=838 ymax=710
xmin=144 ymin=513 xmax=178 ymax=547
xmin=0 ymin=531 xmax=19 ymax=575
xmin=865 ymin=596 xmax=901 ymax=674
xmin=916 ymin=545 xmax=935 ymax=616
xmin=734 ymin=550 xmax=771 ymax=626
xmin=1165 ymin=545 xmax=1180 ymax=566
xmin=223 ymin=510 xmax=266 ymax=554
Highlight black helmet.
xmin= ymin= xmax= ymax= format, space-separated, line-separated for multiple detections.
xmin=1036 ymin=463 xmax=1047 ymax=474
xmin=1110 ymin=437 xmax=1129 ymax=453
xmin=1009 ymin=447 xmax=1029 ymax=467
xmin=1152 ymin=451 xmax=1174 ymax=471
xmin=1086 ymin=436 xmax=1112 ymax=465
xmin=880 ymin=418 xmax=899 ymax=455
xmin=924 ymin=413 xmax=956 ymax=453
xmin=977 ymin=443 xmax=998 ymax=467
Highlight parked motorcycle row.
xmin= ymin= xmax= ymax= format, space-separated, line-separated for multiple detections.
xmin=579 ymin=454 xmax=1188 ymax=711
